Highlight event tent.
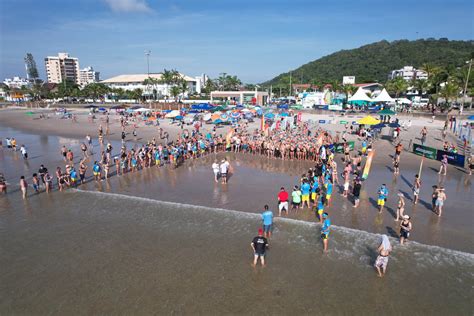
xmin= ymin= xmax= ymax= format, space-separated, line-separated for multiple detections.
xmin=165 ymin=110 xmax=180 ymax=118
xmin=357 ymin=115 xmax=381 ymax=125
xmin=372 ymin=89 xmax=395 ymax=103
xmin=348 ymin=88 xmax=373 ymax=102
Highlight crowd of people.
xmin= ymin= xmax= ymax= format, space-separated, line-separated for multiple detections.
xmin=0 ymin=111 xmax=471 ymax=279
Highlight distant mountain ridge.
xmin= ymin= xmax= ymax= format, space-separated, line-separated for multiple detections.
xmin=263 ymin=39 xmax=473 ymax=85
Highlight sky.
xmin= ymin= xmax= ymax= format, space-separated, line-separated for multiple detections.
xmin=0 ymin=0 xmax=473 ymax=83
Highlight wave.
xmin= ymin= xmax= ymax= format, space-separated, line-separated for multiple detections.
xmin=72 ymin=189 xmax=474 ymax=263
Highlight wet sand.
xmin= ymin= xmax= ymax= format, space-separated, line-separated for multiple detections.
xmin=1 ymin=110 xmax=473 ymax=314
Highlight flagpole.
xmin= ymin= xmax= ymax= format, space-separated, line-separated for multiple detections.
xmin=418 ymin=154 xmax=424 ymax=178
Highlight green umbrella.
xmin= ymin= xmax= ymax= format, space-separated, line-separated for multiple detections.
xmin=378 ymin=109 xmax=395 ymax=115
xmin=211 ymin=106 xmax=227 ymax=112
xmin=25 ymin=111 xmax=35 ymax=116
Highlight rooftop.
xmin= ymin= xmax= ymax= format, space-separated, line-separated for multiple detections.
xmin=101 ymin=73 xmax=196 ymax=84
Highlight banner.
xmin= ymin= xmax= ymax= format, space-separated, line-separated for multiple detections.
xmin=334 ymin=141 xmax=355 ymax=153
xmin=328 ymin=104 xmax=343 ymax=111
xmin=436 ymin=149 xmax=465 ymax=167
xmin=319 ymin=120 xmax=326 ymax=124
xmin=362 ymin=150 xmax=375 ymax=180
xmin=339 ymin=120 xmax=348 ymax=124
xmin=412 ymin=143 xmax=437 ymax=160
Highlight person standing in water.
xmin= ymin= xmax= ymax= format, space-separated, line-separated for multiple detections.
xmin=261 ymin=205 xmax=273 ymax=238
xmin=219 ymin=158 xmax=230 ymax=184
xmin=377 ymin=184 xmax=388 ymax=213
xmin=435 ymin=187 xmax=447 ymax=216
xmin=438 ymin=154 xmax=448 ymax=175
xmin=251 ymin=228 xmax=269 ymax=267
xmin=400 ymin=215 xmax=412 ymax=245
xmin=395 ymin=193 xmax=405 ymax=221
xmin=20 ymin=176 xmax=28 ymax=199
xmin=277 ymin=187 xmax=289 ymax=216
xmin=321 ymin=212 xmax=331 ymax=252
xmin=212 ymin=160 xmax=220 ymax=183
xmin=374 ymin=235 xmax=392 ymax=278
xmin=413 ymin=174 xmax=421 ymax=205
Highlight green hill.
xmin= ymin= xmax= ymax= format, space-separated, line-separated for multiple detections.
xmin=263 ymin=39 xmax=473 ymax=85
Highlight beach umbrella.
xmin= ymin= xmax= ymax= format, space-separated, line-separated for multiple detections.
xmin=203 ymin=113 xmax=212 ymax=121
xmin=279 ymin=112 xmax=289 ymax=117
xmin=264 ymin=113 xmax=275 ymax=119
xmin=98 ymin=107 xmax=107 ymax=112
xmin=85 ymin=104 xmax=98 ymax=108
xmin=388 ymin=122 xmax=401 ymax=128
xmin=211 ymin=113 xmax=221 ymax=121
xmin=467 ymin=115 xmax=474 ymax=120
xmin=241 ymin=108 xmax=251 ymax=112
xmin=220 ymin=114 xmax=229 ymax=121
xmin=357 ymin=115 xmax=381 ymax=125
xmin=372 ymin=123 xmax=386 ymax=129
xmin=230 ymin=112 xmax=241 ymax=119
xmin=277 ymin=104 xmax=289 ymax=109
xmin=213 ymin=119 xmax=223 ymax=124
xmin=174 ymin=115 xmax=183 ymax=120
xmin=165 ymin=110 xmax=180 ymax=118
xmin=378 ymin=108 xmax=396 ymax=115
xmin=211 ymin=106 xmax=226 ymax=112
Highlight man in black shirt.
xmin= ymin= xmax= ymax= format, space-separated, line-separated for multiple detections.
xmin=352 ymin=179 xmax=362 ymax=208
xmin=251 ymin=228 xmax=269 ymax=267
xmin=38 ymin=165 xmax=48 ymax=185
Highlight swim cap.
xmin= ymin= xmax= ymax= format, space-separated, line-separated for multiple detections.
xmin=258 ymin=228 xmax=263 ymax=235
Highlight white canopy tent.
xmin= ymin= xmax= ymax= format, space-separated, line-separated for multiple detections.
xmin=372 ymin=88 xmax=395 ymax=103
xmin=348 ymin=87 xmax=373 ymax=102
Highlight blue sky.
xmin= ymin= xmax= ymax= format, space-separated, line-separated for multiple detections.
xmin=0 ymin=0 xmax=472 ymax=83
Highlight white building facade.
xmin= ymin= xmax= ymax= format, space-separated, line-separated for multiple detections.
xmin=80 ymin=66 xmax=100 ymax=86
xmin=388 ymin=66 xmax=428 ymax=81
xmin=3 ymin=76 xmax=30 ymax=89
xmin=101 ymin=73 xmax=201 ymax=98
xmin=45 ymin=53 xmax=81 ymax=85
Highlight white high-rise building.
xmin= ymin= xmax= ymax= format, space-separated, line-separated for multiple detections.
xmin=45 ymin=53 xmax=81 ymax=84
xmin=388 ymin=66 xmax=428 ymax=81
xmin=79 ymin=66 xmax=100 ymax=86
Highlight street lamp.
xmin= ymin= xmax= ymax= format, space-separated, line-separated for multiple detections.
xmin=144 ymin=50 xmax=151 ymax=105
xmin=461 ymin=59 xmax=472 ymax=112
xmin=144 ymin=50 xmax=151 ymax=77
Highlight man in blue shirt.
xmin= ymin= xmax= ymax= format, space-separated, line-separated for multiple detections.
xmin=321 ymin=212 xmax=331 ymax=252
xmin=301 ymin=180 xmax=311 ymax=209
xmin=261 ymin=205 xmax=274 ymax=238
xmin=377 ymin=184 xmax=389 ymax=213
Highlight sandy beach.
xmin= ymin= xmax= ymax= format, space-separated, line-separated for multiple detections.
xmin=0 ymin=107 xmax=473 ymax=314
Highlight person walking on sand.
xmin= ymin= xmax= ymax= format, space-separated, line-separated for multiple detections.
xmin=261 ymin=205 xmax=273 ymax=238
xmin=321 ymin=212 xmax=331 ymax=252
xmin=212 ymin=160 xmax=220 ymax=183
xmin=435 ymin=187 xmax=447 ymax=216
xmin=400 ymin=215 xmax=412 ymax=245
xmin=251 ymin=228 xmax=268 ymax=267
xmin=374 ymin=235 xmax=392 ymax=278
xmin=395 ymin=193 xmax=405 ymax=221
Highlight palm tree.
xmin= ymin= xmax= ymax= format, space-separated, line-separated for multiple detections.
xmin=130 ymin=88 xmax=143 ymax=103
xmin=342 ymin=84 xmax=355 ymax=104
xmin=179 ymin=79 xmax=188 ymax=99
xmin=439 ymin=81 xmax=460 ymax=110
xmin=386 ymin=77 xmax=408 ymax=98
xmin=413 ymin=79 xmax=431 ymax=95
xmin=420 ymin=63 xmax=441 ymax=80
xmin=170 ymin=86 xmax=180 ymax=102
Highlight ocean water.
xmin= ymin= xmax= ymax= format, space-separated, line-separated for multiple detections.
xmin=1 ymin=124 xmax=474 ymax=314
xmin=0 ymin=190 xmax=472 ymax=314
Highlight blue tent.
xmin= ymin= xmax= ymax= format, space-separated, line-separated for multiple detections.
xmin=264 ymin=113 xmax=275 ymax=119
xmin=279 ymin=112 xmax=289 ymax=117
xmin=467 ymin=115 xmax=474 ymax=120
xmin=174 ymin=115 xmax=183 ymax=120
xmin=277 ymin=104 xmax=289 ymax=109
xmin=192 ymin=103 xmax=213 ymax=110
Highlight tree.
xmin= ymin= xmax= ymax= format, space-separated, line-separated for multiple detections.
xmin=413 ymin=79 xmax=431 ymax=95
xmin=386 ymin=77 xmax=408 ymax=97
xmin=179 ymin=79 xmax=188 ymax=98
xmin=216 ymin=73 xmax=242 ymax=91
xmin=57 ymin=79 xmax=80 ymax=99
xmin=82 ymin=83 xmax=110 ymax=101
xmin=24 ymin=53 xmax=39 ymax=80
xmin=439 ymin=81 xmax=460 ymax=109
xmin=202 ymin=79 xmax=216 ymax=95
xmin=170 ymin=86 xmax=180 ymax=101
xmin=130 ymin=88 xmax=143 ymax=103
xmin=342 ymin=84 xmax=355 ymax=103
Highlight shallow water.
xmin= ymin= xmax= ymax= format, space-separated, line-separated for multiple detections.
xmin=0 ymin=190 xmax=472 ymax=314
xmin=1 ymin=124 xmax=474 ymax=314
